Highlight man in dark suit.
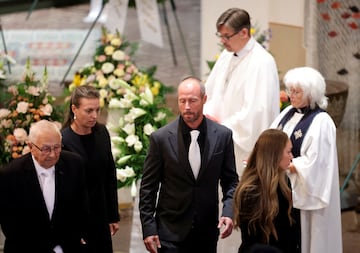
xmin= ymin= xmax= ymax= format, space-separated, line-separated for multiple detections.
xmin=139 ymin=76 xmax=239 ymax=253
xmin=0 ymin=120 xmax=89 ymax=253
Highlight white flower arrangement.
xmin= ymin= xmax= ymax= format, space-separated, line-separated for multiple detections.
xmin=0 ymin=59 xmax=63 ymax=165
xmin=66 ymin=27 xmax=173 ymax=188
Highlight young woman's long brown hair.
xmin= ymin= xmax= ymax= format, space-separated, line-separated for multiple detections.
xmin=233 ymin=129 xmax=293 ymax=243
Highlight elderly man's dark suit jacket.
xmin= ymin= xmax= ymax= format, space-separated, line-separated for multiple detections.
xmin=139 ymin=116 xmax=239 ymax=242
xmin=0 ymin=151 xmax=89 ymax=253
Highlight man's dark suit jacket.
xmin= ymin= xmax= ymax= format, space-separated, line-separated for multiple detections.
xmin=0 ymin=151 xmax=89 ymax=253
xmin=139 ymin=116 xmax=239 ymax=242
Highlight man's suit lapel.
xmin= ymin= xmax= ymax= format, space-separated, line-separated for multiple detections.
xmin=168 ymin=118 xmax=196 ymax=179
xmin=197 ymin=119 xmax=217 ymax=179
xmin=53 ymin=157 xmax=66 ymax=220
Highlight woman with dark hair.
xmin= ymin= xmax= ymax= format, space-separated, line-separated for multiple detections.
xmin=62 ymin=85 xmax=120 ymax=253
xmin=233 ymin=129 xmax=300 ymax=253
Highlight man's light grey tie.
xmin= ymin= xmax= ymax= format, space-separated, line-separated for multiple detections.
xmin=41 ymin=170 xmax=55 ymax=218
xmin=189 ymin=130 xmax=201 ymax=179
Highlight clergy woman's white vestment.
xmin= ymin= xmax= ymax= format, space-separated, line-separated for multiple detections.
xmin=271 ymin=106 xmax=342 ymax=253
xmin=204 ymin=37 xmax=279 ymax=178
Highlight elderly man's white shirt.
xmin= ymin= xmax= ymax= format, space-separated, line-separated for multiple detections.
xmin=204 ymin=37 xmax=279 ymax=177
xmin=271 ymin=106 xmax=342 ymax=253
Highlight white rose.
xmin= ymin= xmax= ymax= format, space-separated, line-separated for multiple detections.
xmin=101 ymin=62 xmax=115 ymax=74
xmin=125 ymin=134 xmax=139 ymax=147
xmin=99 ymin=88 xmax=108 ymax=99
xmin=7 ymin=86 xmax=18 ymax=95
xmin=40 ymin=104 xmax=53 ymax=116
xmin=119 ymin=98 xmax=133 ymax=109
xmin=26 ymin=86 xmax=40 ymax=96
xmin=109 ymin=78 xmax=127 ymax=90
xmin=1 ymin=119 xmax=13 ymax=128
xmin=134 ymin=140 xmax=143 ymax=152
xmin=122 ymin=123 xmax=135 ymax=135
xmin=0 ymin=108 xmax=11 ymax=118
xmin=144 ymin=123 xmax=155 ymax=136
xmin=16 ymin=101 xmax=29 ymax=114
xmin=116 ymin=166 xmax=135 ymax=182
xmin=108 ymin=98 xmax=122 ymax=109
xmin=13 ymin=128 xmax=28 ymax=144
xmin=112 ymin=50 xmax=125 ymax=61
xmin=117 ymin=170 xmax=127 ymax=182
xmin=154 ymin=111 xmax=167 ymax=122
xmin=124 ymin=166 xmax=135 ymax=177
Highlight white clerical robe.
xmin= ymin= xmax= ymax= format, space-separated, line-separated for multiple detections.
xmin=271 ymin=106 xmax=343 ymax=253
xmin=204 ymin=37 xmax=279 ymax=178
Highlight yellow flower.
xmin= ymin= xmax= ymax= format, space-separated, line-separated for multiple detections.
xmin=99 ymin=97 xmax=105 ymax=108
xmin=153 ymin=81 xmax=161 ymax=89
xmin=113 ymin=68 xmax=125 ymax=77
xmin=151 ymin=86 xmax=159 ymax=96
xmin=111 ymin=38 xmax=121 ymax=47
xmin=72 ymin=72 xmax=82 ymax=86
xmin=98 ymin=77 xmax=108 ymax=88
xmin=104 ymin=46 xmax=115 ymax=55
xmin=250 ymin=27 xmax=256 ymax=36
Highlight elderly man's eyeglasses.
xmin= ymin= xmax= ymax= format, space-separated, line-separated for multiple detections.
xmin=31 ymin=142 xmax=62 ymax=155
xmin=215 ymin=31 xmax=239 ymax=41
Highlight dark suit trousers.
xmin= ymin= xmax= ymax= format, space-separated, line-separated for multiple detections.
xmin=159 ymin=226 xmax=218 ymax=253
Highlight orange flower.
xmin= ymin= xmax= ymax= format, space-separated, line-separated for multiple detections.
xmin=280 ymin=90 xmax=289 ymax=103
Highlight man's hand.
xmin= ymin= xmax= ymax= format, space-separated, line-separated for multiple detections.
xmin=218 ymin=216 xmax=234 ymax=239
xmin=109 ymin=222 xmax=119 ymax=235
xmin=144 ymin=235 xmax=161 ymax=253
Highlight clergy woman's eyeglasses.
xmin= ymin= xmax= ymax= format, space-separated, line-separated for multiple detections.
xmin=215 ymin=31 xmax=239 ymax=41
xmin=31 ymin=143 xmax=62 ymax=155
xmin=286 ymin=89 xmax=303 ymax=96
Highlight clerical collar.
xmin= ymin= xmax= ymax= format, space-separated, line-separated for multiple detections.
xmin=233 ymin=37 xmax=255 ymax=58
xmin=296 ymin=106 xmax=311 ymax=114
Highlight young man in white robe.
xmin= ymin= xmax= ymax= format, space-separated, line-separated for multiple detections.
xmin=204 ymin=8 xmax=280 ymax=253
xmin=204 ymin=8 xmax=280 ymax=178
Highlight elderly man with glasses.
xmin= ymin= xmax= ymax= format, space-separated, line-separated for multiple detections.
xmin=204 ymin=8 xmax=280 ymax=179
xmin=0 ymin=120 xmax=89 ymax=253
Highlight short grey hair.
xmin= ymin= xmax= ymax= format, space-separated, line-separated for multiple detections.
xmin=28 ymin=120 xmax=62 ymax=143
xmin=283 ymin=67 xmax=328 ymax=109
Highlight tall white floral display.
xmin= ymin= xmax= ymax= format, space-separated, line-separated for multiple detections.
xmin=67 ymin=27 xmax=172 ymax=205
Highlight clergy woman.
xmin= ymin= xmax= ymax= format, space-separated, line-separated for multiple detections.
xmin=270 ymin=67 xmax=342 ymax=253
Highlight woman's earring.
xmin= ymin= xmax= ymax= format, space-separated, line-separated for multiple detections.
xmin=74 ymin=115 xmax=77 ymax=120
